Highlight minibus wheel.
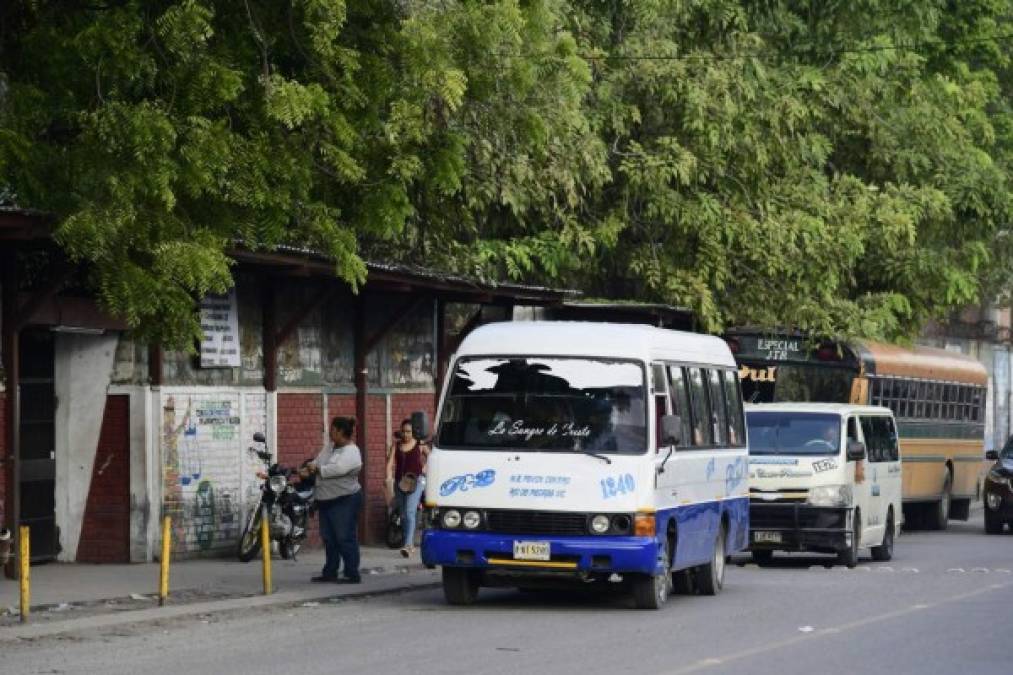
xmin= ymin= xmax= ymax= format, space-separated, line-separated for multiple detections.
xmin=633 ymin=546 xmax=671 ymax=609
xmin=696 ymin=524 xmax=726 ymax=596
xmin=442 ymin=567 xmax=480 ymax=605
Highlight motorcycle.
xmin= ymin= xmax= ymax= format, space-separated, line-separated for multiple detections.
xmin=237 ymin=432 xmax=315 ymax=562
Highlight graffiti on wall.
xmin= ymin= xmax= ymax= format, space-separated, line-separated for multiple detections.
xmin=162 ymin=391 xmax=265 ymax=555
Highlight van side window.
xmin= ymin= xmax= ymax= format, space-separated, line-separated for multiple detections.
xmin=652 ymin=363 xmax=670 ymax=449
xmin=859 ymin=416 xmax=879 ymax=461
xmin=707 ymin=369 xmax=728 ymax=446
xmin=721 ymin=370 xmax=745 ymax=447
xmin=668 ymin=366 xmax=693 ymax=448
xmin=860 ymin=416 xmax=896 ymax=463
xmin=882 ymin=417 xmax=900 ymax=461
xmin=686 ymin=367 xmax=712 ymax=446
xmin=847 ymin=417 xmax=859 ymax=443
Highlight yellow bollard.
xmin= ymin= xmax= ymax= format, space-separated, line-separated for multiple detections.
xmin=260 ymin=506 xmax=272 ymax=595
xmin=159 ymin=516 xmax=171 ymax=607
xmin=19 ymin=525 xmax=29 ymax=624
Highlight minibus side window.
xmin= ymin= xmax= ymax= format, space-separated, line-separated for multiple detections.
xmin=687 ymin=367 xmax=712 ymax=446
xmin=707 ymin=369 xmax=729 ymax=446
xmin=668 ymin=366 xmax=693 ymax=448
xmin=721 ymin=369 xmax=745 ymax=447
xmin=652 ymin=363 xmax=670 ymax=450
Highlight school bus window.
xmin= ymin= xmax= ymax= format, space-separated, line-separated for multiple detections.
xmin=668 ymin=366 xmax=693 ymax=448
xmin=971 ymin=387 xmax=983 ymax=422
xmin=707 ymin=369 xmax=729 ymax=446
xmin=687 ymin=367 xmax=712 ymax=446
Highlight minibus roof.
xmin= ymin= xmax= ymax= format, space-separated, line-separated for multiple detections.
xmin=456 ymin=321 xmax=736 ymax=367
xmin=744 ymin=402 xmax=894 ymax=416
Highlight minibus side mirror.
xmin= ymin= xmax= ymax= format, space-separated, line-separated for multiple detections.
xmin=411 ymin=411 xmax=431 ymax=439
xmin=661 ymin=415 xmax=682 ymax=447
xmin=846 ymin=440 xmax=867 ymax=462
xmin=253 ymin=432 xmax=266 ymax=443
xmin=985 ymin=449 xmax=999 ymax=461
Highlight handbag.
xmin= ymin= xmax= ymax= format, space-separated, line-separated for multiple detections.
xmin=398 ymin=472 xmax=418 ymax=494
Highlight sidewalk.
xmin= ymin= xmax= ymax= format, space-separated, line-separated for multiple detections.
xmin=0 ymin=546 xmax=430 ymax=619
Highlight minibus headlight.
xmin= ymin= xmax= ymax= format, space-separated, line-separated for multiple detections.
xmin=590 ymin=514 xmax=611 ymax=534
xmin=807 ymin=484 xmax=853 ymax=508
xmin=442 ymin=509 xmax=462 ymax=529
xmin=462 ymin=511 xmax=482 ymax=530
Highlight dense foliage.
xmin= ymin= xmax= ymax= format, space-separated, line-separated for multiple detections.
xmin=1 ymin=1 xmax=1011 ymax=344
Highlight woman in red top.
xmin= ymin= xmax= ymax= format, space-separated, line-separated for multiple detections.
xmin=386 ymin=418 xmax=429 ymax=557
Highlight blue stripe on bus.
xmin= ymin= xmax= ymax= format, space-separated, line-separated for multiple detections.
xmin=422 ymin=497 xmax=749 ymax=575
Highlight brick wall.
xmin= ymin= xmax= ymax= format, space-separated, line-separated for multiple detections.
xmin=274 ymin=391 xmax=437 ymax=546
xmin=277 ymin=393 xmax=324 ymax=466
xmin=323 ymin=393 xmax=435 ymax=544
xmin=77 ymin=396 xmax=130 ymax=563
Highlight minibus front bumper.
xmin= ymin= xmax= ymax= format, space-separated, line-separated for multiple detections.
xmin=748 ymin=503 xmax=853 ymax=553
xmin=421 ymin=530 xmax=661 ymax=576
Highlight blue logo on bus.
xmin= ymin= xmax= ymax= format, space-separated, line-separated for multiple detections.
xmin=440 ymin=469 xmax=496 ymax=496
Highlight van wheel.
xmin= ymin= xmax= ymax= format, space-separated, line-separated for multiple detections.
xmin=696 ymin=524 xmax=727 ymax=596
xmin=984 ymin=509 xmax=1004 ymax=534
xmin=751 ymin=549 xmax=774 ymax=565
xmin=925 ymin=470 xmax=952 ymax=531
xmin=442 ymin=567 xmax=480 ymax=606
xmin=838 ymin=511 xmax=860 ymax=568
xmin=633 ymin=544 xmax=671 ymax=609
xmin=871 ymin=511 xmax=894 ymax=562
xmin=671 ymin=569 xmax=695 ymax=595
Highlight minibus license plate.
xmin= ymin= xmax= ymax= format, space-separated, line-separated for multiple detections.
xmin=753 ymin=531 xmax=782 ymax=544
xmin=513 ymin=541 xmax=551 ymax=561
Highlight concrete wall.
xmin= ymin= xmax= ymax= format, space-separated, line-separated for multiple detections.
xmin=157 ymin=387 xmax=268 ymax=557
xmin=53 ymin=333 xmax=118 ymax=561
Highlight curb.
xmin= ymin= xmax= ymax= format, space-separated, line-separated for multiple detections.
xmin=0 ymin=569 xmax=441 ymax=643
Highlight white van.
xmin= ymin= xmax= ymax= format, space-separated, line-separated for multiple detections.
xmin=744 ymin=403 xmax=902 ymax=567
xmin=419 ymin=322 xmax=749 ymax=609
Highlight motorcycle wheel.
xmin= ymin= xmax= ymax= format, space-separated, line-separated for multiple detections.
xmin=237 ymin=506 xmax=263 ymax=562
xmin=280 ymin=541 xmax=301 ymax=560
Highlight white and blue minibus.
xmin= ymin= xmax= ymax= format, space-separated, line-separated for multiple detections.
xmin=419 ymin=322 xmax=749 ymax=609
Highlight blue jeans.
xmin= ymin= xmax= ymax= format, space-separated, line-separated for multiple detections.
xmin=398 ymin=476 xmax=426 ymax=548
xmin=318 ymin=490 xmax=362 ymax=580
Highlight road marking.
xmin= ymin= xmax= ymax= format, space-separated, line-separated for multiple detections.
xmin=946 ymin=568 xmax=965 ymax=573
xmin=662 ymin=581 xmax=1012 ymax=675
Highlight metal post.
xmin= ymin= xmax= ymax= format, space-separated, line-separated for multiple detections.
xmin=2 ymin=248 xmax=21 ymax=580
xmin=18 ymin=525 xmax=29 ymax=623
xmin=158 ymin=516 xmax=171 ymax=606
xmin=260 ymin=505 xmax=272 ymax=595
xmin=353 ymin=294 xmax=369 ymax=540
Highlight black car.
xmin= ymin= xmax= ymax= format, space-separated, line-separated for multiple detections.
xmin=984 ymin=439 xmax=1013 ymax=534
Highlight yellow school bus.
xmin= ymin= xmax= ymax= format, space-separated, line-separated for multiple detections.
xmin=726 ymin=330 xmax=987 ymax=529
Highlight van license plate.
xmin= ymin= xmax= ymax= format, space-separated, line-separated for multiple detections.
xmin=753 ymin=531 xmax=782 ymax=544
xmin=513 ymin=541 xmax=551 ymax=561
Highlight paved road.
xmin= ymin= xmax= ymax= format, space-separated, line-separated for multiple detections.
xmin=5 ymin=513 xmax=1010 ymax=675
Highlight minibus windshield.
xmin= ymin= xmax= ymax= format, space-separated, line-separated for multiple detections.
xmin=746 ymin=412 xmax=841 ymax=456
xmin=437 ymin=357 xmax=647 ymax=454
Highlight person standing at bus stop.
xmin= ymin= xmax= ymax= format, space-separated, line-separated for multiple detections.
xmin=386 ymin=418 xmax=429 ymax=558
xmin=302 ymin=416 xmax=363 ymax=584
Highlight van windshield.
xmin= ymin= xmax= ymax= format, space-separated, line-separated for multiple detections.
xmin=746 ymin=412 xmax=841 ymax=456
xmin=437 ymin=357 xmax=647 ymax=454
